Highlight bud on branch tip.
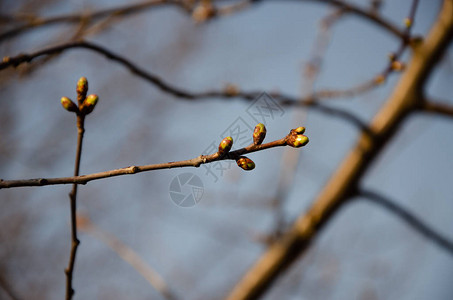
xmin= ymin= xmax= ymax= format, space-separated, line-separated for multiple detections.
xmin=287 ymin=127 xmax=309 ymax=148
xmin=60 ymin=97 xmax=78 ymax=113
xmin=253 ymin=123 xmax=267 ymax=145
xmin=76 ymin=77 xmax=88 ymax=98
xmin=80 ymin=94 xmax=99 ymax=115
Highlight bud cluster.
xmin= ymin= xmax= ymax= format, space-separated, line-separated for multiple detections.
xmin=286 ymin=127 xmax=309 ymax=148
xmin=60 ymin=77 xmax=99 ymax=115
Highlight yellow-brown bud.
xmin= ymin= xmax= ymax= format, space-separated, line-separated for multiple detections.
xmin=76 ymin=77 xmax=88 ymax=102
xmin=218 ymin=136 xmax=233 ymax=156
xmin=80 ymin=94 xmax=99 ymax=115
xmin=236 ymin=156 xmax=255 ymax=171
xmin=391 ymin=61 xmax=405 ymax=72
xmin=253 ymin=123 xmax=266 ymax=145
xmin=60 ymin=97 xmax=78 ymax=113
xmin=287 ymin=134 xmax=309 ymax=148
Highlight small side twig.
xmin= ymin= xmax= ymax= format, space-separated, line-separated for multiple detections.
xmin=78 ymin=214 xmax=179 ymax=300
xmin=359 ymin=189 xmax=453 ymax=256
xmin=64 ymin=114 xmax=84 ymax=300
xmin=422 ymin=99 xmax=453 ymax=118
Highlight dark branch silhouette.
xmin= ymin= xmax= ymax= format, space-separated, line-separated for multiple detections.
xmin=0 ymin=40 xmax=372 ymax=132
xmin=359 ymin=189 xmax=453 ymax=256
xmin=0 ymin=0 xmax=404 ymax=43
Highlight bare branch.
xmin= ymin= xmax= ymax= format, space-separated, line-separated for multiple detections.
xmin=359 ymin=189 xmax=453 ymax=256
xmin=0 ymin=0 xmax=188 ymax=43
xmin=225 ymin=1 xmax=453 ymax=299
xmin=64 ymin=114 xmax=84 ymax=300
xmin=0 ymin=128 xmax=308 ymax=189
xmin=422 ymin=99 xmax=453 ymax=118
xmin=78 ymin=214 xmax=179 ymax=300
xmin=0 ymin=40 xmax=372 ymax=131
xmin=0 ymin=274 xmax=21 ymax=300
xmin=0 ymin=0 xmax=404 ymax=43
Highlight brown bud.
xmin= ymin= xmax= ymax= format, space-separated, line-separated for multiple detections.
xmin=192 ymin=2 xmax=216 ymax=23
xmin=218 ymin=136 xmax=233 ymax=156
xmin=374 ymin=74 xmax=386 ymax=85
xmin=253 ymin=123 xmax=267 ymax=145
xmin=391 ymin=61 xmax=405 ymax=72
xmin=236 ymin=156 xmax=255 ymax=171
xmin=60 ymin=97 xmax=78 ymax=113
xmin=224 ymin=83 xmax=240 ymax=96
xmin=80 ymin=94 xmax=99 ymax=115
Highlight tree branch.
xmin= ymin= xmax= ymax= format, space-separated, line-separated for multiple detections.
xmin=0 ymin=0 xmax=188 ymax=43
xmin=78 ymin=214 xmax=179 ymax=300
xmin=0 ymin=40 xmax=372 ymax=131
xmin=64 ymin=114 xmax=85 ymax=300
xmin=422 ymin=99 xmax=453 ymax=118
xmin=359 ymin=189 xmax=453 ymax=256
xmin=0 ymin=0 xmax=404 ymax=43
xmin=225 ymin=1 xmax=453 ymax=299
xmin=0 ymin=128 xmax=308 ymax=189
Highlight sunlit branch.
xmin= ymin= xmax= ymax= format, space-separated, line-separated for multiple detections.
xmin=422 ymin=99 xmax=453 ymax=118
xmin=0 ymin=128 xmax=307 ymax=189
xmin=225 ymin=0 xmax=453 ymax=298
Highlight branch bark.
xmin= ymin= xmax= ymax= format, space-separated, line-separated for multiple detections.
xmin=422 ymin=99 xmax=453 ymax=118
xmin=64 ymin=115 xmax=85 ymax=300
xmin=0 ymin=130 xmax=306 ymax=189
xmin=225 ymin=1 xmax=453 ymax=299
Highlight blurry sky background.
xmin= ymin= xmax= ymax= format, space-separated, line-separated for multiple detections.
xmin=0 ymin=0 xmax=452 ymax=299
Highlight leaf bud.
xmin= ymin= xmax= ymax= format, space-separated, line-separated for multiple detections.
xmin=218 ymin=136 xmax=233 ymax=156
xmin=236 ymin=156 xmax=255 ymax=171
xmin=253 ymin=123 xmax=267 ymax=145
xmin=60 ymin=97 xmax=78 ymax=113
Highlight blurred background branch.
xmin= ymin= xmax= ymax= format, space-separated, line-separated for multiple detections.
xmin=358 ymin=189 xmax=453 ymax=255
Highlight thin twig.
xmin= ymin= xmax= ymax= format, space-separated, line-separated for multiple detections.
xmin=313 ymin=0 xmax=420 ymax=101
xmin=422 ymin=99 xmax=453 ymax=117
xmin=64 ymin=115 xmax=85 ymax=300
xmin=359 ymin=189 xmax=453 ymax=256
xmin=0 ymin=129 xmax=306 ymax=189
xmin=0 ymin=0 xmax=188 ymax=43
xmin=78 ymin=214 xmax=178 ymax=300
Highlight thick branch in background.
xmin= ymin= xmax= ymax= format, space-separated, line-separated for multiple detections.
xmin=225 ymin=1 xmax=453 ymax=299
